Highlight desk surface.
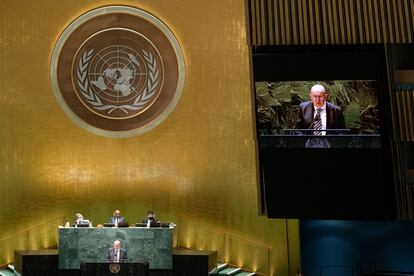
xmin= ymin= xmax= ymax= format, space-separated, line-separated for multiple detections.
xmin=59 ymin=227 xmax=173 ymax=270
xmin=60 ymin=226 xmax=174 ymax=229
xmin=16 ymin=249 xmax=58 ymax=256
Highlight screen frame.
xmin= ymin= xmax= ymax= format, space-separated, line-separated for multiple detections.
xmin=252 ymin=44 xmax=396 ymax=219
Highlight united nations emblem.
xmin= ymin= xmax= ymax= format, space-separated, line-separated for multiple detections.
xmin=51 ymin=6 xmax=185 ymax=137
xmin=305 ymin=138 xmax=331 ymax=148
xmin=109 ymin=263 xmax=121 ymax=273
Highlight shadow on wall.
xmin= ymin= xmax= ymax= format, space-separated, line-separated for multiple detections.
xmin=300 ymin=220 xmax=414 ymax=274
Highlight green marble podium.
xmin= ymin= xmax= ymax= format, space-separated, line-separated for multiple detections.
xmin=58 ymin=227 xmax=173 ymax=270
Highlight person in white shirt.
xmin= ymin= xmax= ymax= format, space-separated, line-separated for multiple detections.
xmin=74 ymin=213 xmax=90 ymax=227
xmin=142 ymin=211 xmax=158 ymax=227
xmin=107 ymin=240 xmax=128 ymax=263
xmin=75 ymin=213 xmax=83 ymax=224
xmin=108 ymin=210 xmax=126 ymax=226
xmin=296 ymin=84 xmax=346 ymax=135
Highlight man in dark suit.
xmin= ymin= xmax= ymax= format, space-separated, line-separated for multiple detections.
xmin=296 ymin=84 xmax=346 ymax=134
xmin=142 ymin=211 xmax=158 ymax=226
xmin=108 ymin=210 xmax=126 ymax=226
xmin=107 ymin=240 xmax=128 ymax=263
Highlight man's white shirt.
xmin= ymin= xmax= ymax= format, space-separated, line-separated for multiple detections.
xmin=313 ymin=103 xmax=327 ymax=135
xmin=115 ymin=249 xmax=120 ymax=262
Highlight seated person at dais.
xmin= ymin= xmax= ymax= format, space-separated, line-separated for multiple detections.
xmin=142 ymin=211 xmax=158 ymax=227
xmin=74 ymin=213 xmax=91 ymax=227
xmin=108 ymin=210 xmax=126 ymax=227
xmin=107 ymin=240 xmax=128 ymax=263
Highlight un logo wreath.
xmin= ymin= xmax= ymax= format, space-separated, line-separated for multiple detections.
xmin=109 ymin=263 xmax=121 ymax=273
xmin=50 ymin=6 xmax=185 ymax=137
xmin=77 ymin=49 xmax=159 ymax=115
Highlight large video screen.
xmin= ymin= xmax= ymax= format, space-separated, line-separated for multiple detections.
xmin=253 ymin=45 xmax=396 ymax=220
xmin=255 ymin=80 xmax=381 ymax=148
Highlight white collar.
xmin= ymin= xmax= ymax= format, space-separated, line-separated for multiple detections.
xmin=314 ymin=103 xmax=326 ymax=111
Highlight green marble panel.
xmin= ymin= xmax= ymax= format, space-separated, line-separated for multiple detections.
xmin=58 ymin=227 xmax=173 ymax=269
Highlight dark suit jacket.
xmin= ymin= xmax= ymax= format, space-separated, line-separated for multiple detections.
xmin=142 ymin=218 xmax=160 ymax=227
xmin=296 ymin=101 xmax=346 ymax=132
xmin=108 ymin=216 xmax=126 ymax=224
xmin=107 ymin=248 xmax=128 ymax=262
xmin=142 ymin=218 xmax=158 ymax=224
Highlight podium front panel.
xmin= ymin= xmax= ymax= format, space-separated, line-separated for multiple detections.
xmin=80 ymin=262 xmax=149 ymax=276
xmin=59 ymin=227 xmax=173 ymax=270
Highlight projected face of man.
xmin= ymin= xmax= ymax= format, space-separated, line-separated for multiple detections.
xmin=114 ymin=210 xmax=121 ymax=218
xmin=309 ymin=84 xmax=328 ymax=108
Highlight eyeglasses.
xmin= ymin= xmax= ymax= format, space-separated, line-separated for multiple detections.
xmin=311 ymin=95 xmax=326 ymax=99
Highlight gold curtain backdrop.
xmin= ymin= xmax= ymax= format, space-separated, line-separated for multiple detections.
xmin=0 ymin=0 xmax=300 ymax=275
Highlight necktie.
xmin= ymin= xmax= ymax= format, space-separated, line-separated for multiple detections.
xmin=115 ymin=250 xmax=119 ymax=262
xmin=313 ymin=108 xmax=323 ymax=135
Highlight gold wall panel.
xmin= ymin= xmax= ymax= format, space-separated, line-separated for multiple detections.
xmin=0 ymin=0 xmax=299 ymax=275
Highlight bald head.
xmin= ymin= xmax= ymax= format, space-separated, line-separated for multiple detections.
xmin=309 ymin=84 xmax=328 ymax=108
xmin=311 ymin=84 xmax=326 ymax=94
xmin=113 ymin=240 xmax=121 ymax=250
xmin=114 ymin=210 xmax=121 ymax=217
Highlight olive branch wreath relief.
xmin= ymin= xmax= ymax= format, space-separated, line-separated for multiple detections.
xmin=77 ymin=49 xmax=159 ymax=115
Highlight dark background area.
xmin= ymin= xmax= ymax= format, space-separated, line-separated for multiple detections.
xmin=253 ymin=45 xmax=396 ymax=219
xmin=300 ymin=220 xmax=414 ymax=275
